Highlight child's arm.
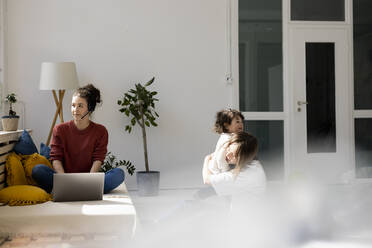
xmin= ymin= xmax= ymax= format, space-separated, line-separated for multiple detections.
xmin=215 ymin=144 xmax=230 ymax=172
xmin=214 ymin=134 xmax=232 ymax=172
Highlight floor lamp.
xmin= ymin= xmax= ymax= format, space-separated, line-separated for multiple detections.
xmin=40 ymin=62 xmax=79 ymax=146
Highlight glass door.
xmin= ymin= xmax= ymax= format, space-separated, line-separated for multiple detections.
xmin=290 ymin=27 xmax=353 ymax=183
xmin=353 ymin=0 xmax=372 ymax=179
xmin=238 ymin=0 xmax=284 ymax=181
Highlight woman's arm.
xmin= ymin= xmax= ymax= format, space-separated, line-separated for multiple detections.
xmin=90 ymin=160 xmax=102 ymax=173
xmin=53 ymin=160 xmax=65 ymax=173
xmin=49 ymin=126 xmax=65 ymax=165
xmin=202 ymin=154 xmax=213 ymax=184
xmin=204 ymin=171 xmax=212 ymax=185
xmin=92 ymin=127 xmax=108 ymax=164
xmin=207 ymin=165 xmax=240 ymax=185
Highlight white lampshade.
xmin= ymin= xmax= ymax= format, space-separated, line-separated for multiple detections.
xmin=39 ymin=62 xmax=79 ymax=90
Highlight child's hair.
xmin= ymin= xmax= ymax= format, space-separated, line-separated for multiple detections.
xmin=227 ymin=131 xmax=258 ymax=169
xmin=73 ymin=84 xmax=102 ymax=112
xmin=213 ymin=109 xmax=244 ymax=134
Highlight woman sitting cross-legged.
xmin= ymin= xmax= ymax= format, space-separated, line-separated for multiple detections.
xmin=32 ymin=84 xmax=125 ymax=194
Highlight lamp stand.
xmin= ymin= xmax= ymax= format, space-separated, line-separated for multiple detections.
xmin=46 ymin=90 xmax=65 ymax=146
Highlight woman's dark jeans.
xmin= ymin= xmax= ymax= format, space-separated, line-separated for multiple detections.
xmin=32 ymin=164 xmax=125 ymax=194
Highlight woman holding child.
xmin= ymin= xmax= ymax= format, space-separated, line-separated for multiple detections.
xmin=203 ymin=131 xmax=266 ymax=197
xmin=202 ymin=109 xmax=266 ymax=199
xmin=32 ymin=84 xmax=125 ymax=193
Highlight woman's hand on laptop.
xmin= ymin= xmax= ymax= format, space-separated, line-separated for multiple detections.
xmin=52 ymin=160 xmax=65 ymax=173
xmin=90 ymin=161 xmax=102 ymax=173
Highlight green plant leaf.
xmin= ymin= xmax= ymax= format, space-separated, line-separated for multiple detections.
xmin=102 ymin=152 xmax=135 ymax=175
xmin=131 ymin=117 xmax=136 ymax=126
xmin=5 ymin=93 xmax=17 ymax=103
xmin=145 ymin=77 xmax=155 ymax=86
xmin=145 ymin=121 xmax=150 ymax=127
xmin=150 ymin=119 xmax=158 ymax=126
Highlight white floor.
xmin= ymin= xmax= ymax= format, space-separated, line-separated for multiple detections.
xmin=128 ymin=183 xmax=372 ymax=248
xmin=129 ymin=188 xmax=197 ymax=223
xmin=2 ymin=184 xmax=372 ymax=248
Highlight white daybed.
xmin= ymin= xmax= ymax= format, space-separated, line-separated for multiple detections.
xmin=0 ymin=183 xmax=136 ymax=237
xmin=0 ymin=130 xmax=136 ymax=237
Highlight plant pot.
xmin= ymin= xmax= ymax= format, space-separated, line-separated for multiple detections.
xmin=136 ymin=171 xmax=160 ymax=196
xmin=1 ymin=116 xmax=19 ymax=131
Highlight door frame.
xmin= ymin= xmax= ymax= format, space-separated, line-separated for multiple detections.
xmin=286 ymin=0 xmax=355 ymax=183
xmin=231 ymin=0 xmax=359 ymax=183
xmin=288 ymin=26 xmax=354 ymax=183
xmin=283 ymin=0 xmax=356 ymax=182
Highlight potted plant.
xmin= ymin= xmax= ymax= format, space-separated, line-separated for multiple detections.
xmin=118 ymin=77 xmax=159 ymax=196
xmin=2 ymin=93 xmax=19 ymax=131
xmin=101 ymin=151 xmax=136 ymax=175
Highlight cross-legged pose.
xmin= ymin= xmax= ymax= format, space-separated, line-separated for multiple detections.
xmin=32 ymin=84 xmax=125 ymax=193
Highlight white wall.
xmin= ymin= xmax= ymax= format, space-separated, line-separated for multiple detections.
xmin=4 ymin=0 xmax=233 ymax=189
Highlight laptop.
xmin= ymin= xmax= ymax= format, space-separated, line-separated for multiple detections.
xmin=52 ymin=173 xmax=105 ymax=202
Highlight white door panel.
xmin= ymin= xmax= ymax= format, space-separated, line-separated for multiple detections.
xmin=290 ymin=28 xmax=352 ymax=183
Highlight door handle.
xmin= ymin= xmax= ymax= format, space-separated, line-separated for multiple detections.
xmin=297 ymin=101 xmax=308 ymax=106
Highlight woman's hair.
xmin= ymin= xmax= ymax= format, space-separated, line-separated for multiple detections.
xmin=213 ymin=109 xmax=244 ymax=134
xmin=73 ymin=84 xmax=101 ymax=112
xmin=227 ymin=131 xmax=258 ymax=169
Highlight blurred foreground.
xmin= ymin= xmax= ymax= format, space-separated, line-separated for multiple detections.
xmin=126 ymin=182 xmax=372 ymax=248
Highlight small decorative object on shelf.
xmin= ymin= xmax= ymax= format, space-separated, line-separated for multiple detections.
xmin=2 ymin=93 xmax=19 ymax=131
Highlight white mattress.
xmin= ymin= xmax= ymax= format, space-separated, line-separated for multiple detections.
xmin=0 ymin=183 xmax=136 ymax=236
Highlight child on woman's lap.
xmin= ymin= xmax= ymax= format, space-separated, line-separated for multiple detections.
xmin=197 ymin=132 xmax=263 ymax=204
xmin=207 ymin=109 xmax=244 ymax=180
xmin=195 ymin=109 xmax=244 ymax=199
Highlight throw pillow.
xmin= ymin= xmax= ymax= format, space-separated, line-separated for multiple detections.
xmin=0 ymin=185 xmax=52 ymax=206
xmin=40 ymin=142 xmax=51 ymax=160
xmin=5 ymin=152 xmax=28 ymax=186
xmin=13 ymin=130 xmax=38 ymax=155
xmin=22 ymin=153 xmax=53 ymax=185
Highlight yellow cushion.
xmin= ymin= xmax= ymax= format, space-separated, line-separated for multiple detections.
xmin=0 ymin=185 xmax=52 ymax=206
xmin=22 ymin=153 xmax=53 ymax=186
xmin=5 ymin=152 xmax=28 ymax=186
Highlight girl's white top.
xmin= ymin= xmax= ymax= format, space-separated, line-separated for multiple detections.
xmin=208 ymin=133 xmax=232 ymax=175
xmin=209 ymin=160 xmax=267 ymax=197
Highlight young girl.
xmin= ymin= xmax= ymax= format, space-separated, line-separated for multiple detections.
xmin=207 ymin=109 xmax=244 ymax=180
xmin=193 ymin=109 xmax=245 ymax=199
